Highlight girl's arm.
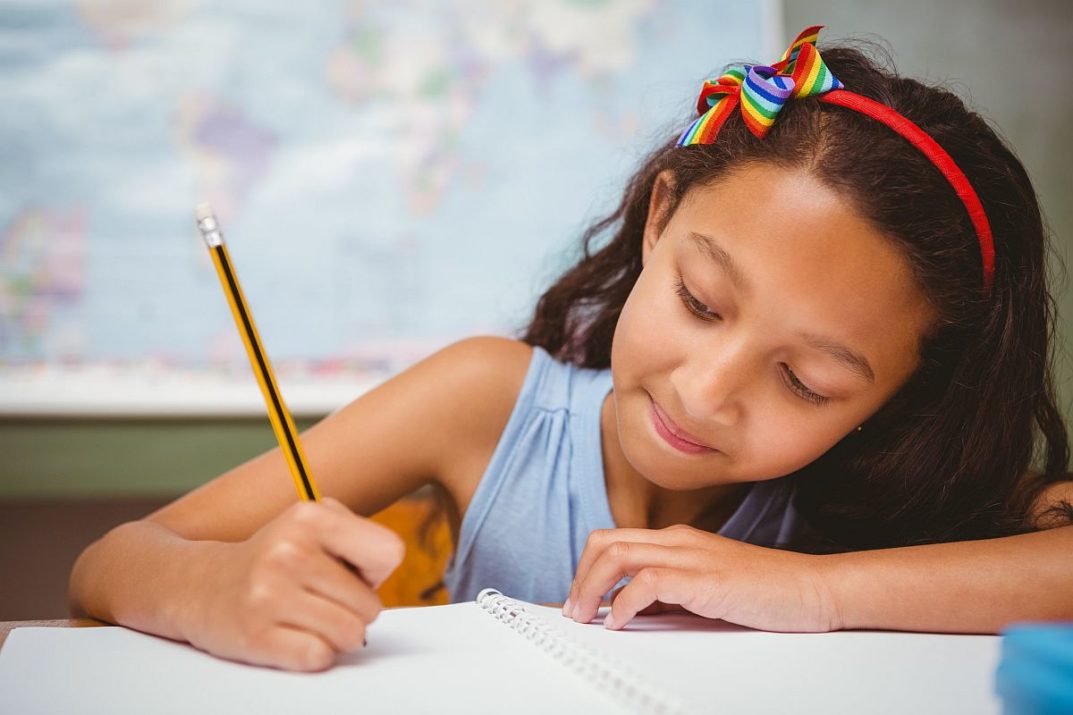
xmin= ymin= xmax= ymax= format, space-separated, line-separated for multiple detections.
xmin=565 ymin=484 xmax=1073 ymax=633
xmin=825 ymin=506 xmax=1073 ymax=633
xmin=68 ymin=336 xmax=532 ymax=669
xmin=131 ymin=335 xmax=530 ymax=542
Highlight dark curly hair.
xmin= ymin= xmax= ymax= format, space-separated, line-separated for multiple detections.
xmin=518 ymin=39 xmax=1073 ymax=552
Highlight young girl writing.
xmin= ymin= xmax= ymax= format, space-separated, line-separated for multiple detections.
xmin=70 ymin=26 xmax=1073 ymax=671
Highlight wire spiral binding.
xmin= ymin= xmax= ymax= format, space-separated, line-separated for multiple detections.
xmin=476 ymin=588 xmax=687 ymax=715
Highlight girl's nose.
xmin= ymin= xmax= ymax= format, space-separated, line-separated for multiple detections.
xmin=671 ymin=343 xmax=750 ymax=429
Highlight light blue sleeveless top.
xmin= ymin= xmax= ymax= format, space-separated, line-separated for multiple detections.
xmin=443 ymin=345 xmax=806 ymax=603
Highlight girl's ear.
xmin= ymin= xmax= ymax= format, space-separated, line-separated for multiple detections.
xmin=642 ymin=170 xmax=676 ymax=267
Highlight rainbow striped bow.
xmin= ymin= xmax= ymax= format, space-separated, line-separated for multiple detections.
xmin=677 ymin=25 xmax=844 ymax=145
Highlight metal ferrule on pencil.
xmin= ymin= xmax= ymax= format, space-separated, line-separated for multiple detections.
xmin=195 ymin=204 xmax=224 ymax=247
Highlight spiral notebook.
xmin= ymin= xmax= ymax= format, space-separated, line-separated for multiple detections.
xmin=0 ymin=588 xmax=1001 ymax=714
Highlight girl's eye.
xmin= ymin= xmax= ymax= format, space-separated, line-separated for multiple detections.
xmin=780 ymin=364 xmax=830 ymax=406
xmin=674 ymin=277 xmax=720 ymax=321
xmin=673 ymin=276 xmax=830 ymax=407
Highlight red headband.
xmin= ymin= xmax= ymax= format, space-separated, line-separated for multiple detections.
xmin=677 ymin=26 xmax=995 ymax=294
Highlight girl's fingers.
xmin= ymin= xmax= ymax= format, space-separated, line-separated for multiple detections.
xmin=571 ymin=542 xmax=696 ymax=624
xmin=603 ymin=568 xmax=698 ymax=631
xmin=569 ymin=527 xmax=691 ymax=609
xmin=610 ymin=586 xmax=686 ymax=616
xmin=303 ymin=501 xmax=406 ymax=588
xmin=246 ymin=623 xmax=338 ymax=672
xmin=299 ymin=550 xmax=384 ymax=626
xmin=640 ymin=600 xmax=688 ymax=615
xmin=277 ymin=585 xmax=371 ymax=655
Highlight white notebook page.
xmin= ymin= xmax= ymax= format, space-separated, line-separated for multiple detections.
xmin=0 ymin=597 xmax=1002 ymax=714
xmin=0 ymin=603 xmax=619 ymax=715
xmin=524 ymin=603 xmax=1002 ymax=713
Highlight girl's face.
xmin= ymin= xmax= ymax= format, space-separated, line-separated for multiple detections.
xmin=610 ymin=163 xmax=937 ymax=490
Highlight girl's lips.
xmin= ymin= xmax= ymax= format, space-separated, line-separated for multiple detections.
xmin=650 ymin=398 xmax=716 ymax=455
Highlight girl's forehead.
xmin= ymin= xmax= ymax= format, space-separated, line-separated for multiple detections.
xmin=678 ymin=165 xmax=916 ymax=290
xmin=684 ymin=163 xmax=869 ymax=233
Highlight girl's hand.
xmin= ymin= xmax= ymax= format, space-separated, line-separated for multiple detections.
xmin=182 ymin=497 xmax=405 ymax=672
xmin=564 ymin=525 xmax=841 ymax=632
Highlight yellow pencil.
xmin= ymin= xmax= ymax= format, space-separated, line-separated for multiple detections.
xmin=195 ymin=204 xmax=320 ymax=503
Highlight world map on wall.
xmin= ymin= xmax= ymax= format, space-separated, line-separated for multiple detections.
xmin=1 ymin=0 xmax=774 ymax=380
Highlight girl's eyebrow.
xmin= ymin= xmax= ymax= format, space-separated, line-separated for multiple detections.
xmin=688 ymin=231 xmax=876 ymax=384
xmin=689 ymin=232 xmax=751 ymax=296
xmin=797 ymin=332 xmax=876 ymax=384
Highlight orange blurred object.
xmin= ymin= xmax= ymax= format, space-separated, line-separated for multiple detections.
xmin=369 ymin=492 xmax=453 ymax=607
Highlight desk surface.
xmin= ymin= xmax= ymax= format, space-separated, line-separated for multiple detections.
xmin=0 ymin=619 xmax=103 ymax=649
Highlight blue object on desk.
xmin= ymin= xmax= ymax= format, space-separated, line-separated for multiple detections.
xmin=995 ymin=623 xmax=1073 ymax=714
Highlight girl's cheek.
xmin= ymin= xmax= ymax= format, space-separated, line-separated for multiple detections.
xmin=770 ymin=425 xmax=840 ymax=475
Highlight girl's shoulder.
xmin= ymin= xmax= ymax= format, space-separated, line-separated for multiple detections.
xmin=433 ymin=335 xmax=535 ymax=419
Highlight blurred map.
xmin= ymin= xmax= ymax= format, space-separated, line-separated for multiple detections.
xmin=0 ymin=0 xmax=774 ymax=408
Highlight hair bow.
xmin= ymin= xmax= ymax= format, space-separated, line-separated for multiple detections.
xmin=678 ymin=25 xmax=844 ymax=145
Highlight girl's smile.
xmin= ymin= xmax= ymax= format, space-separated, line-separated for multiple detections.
xmin=649 ymin=394 xmax=718 ymax=455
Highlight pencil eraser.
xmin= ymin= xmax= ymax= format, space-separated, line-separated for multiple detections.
xmin=195 ymin=203 xmax=215 ymax=222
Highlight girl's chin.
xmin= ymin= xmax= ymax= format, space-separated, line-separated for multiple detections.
xmin=628 ymin=446 xmax=732 ymax=492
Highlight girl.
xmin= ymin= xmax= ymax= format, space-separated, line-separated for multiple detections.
xmin=70 ymin=26 xmax=1073 ymax=671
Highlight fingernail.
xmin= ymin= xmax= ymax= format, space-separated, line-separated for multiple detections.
xmin=570 ymin=602 xmax=580 ymax=620
xmin=604 ymin=613 xmax=618 ymax=630
xmin=561 ymin=597 xmax=573 ymax=617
